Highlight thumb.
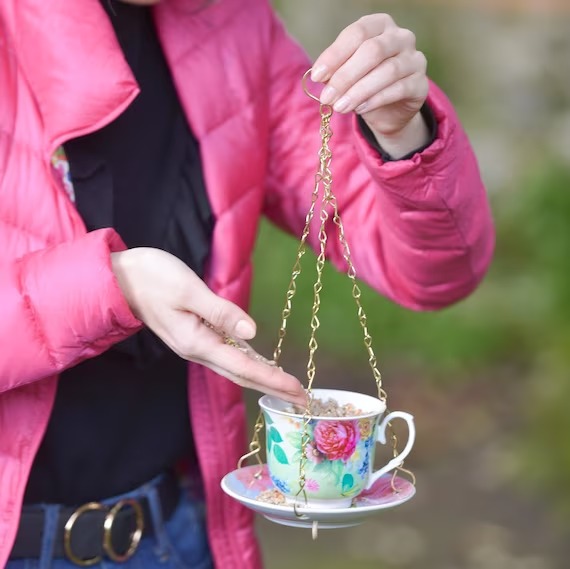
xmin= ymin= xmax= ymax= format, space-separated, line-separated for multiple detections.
xmin=183 ymin=275 xmax=257 ymax=340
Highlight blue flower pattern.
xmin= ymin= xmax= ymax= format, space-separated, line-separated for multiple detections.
xmin=357 ymin=437 xmax=374 ymax=477
xmin=271 ymin=475 xmax=290 ymax=494
xmin=358 ymin=455 xmax=370 ymax=477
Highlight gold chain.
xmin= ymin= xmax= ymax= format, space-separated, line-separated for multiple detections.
xmin=272 ymin=148 xmax=323 ymax=366
xmin=294 ymin=103 xmax=334 ymax=507
xmin=237 ymin=410 xmax=265 ymax=474
xmin=237 ymin=69 xmax=415 ymax=495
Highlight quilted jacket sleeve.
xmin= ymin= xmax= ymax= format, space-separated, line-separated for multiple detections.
xmin=0 ymin=228 xmax=142 ymax=394
xmin=262 ymin=7 xmax=495 ymax=311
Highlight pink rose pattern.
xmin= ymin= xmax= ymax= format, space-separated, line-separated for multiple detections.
xmin=314 ymin=420 xmax=360 ymax=462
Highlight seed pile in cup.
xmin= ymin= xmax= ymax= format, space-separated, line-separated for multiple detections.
xmin=286 ymin=397 xmax=365 ymax=417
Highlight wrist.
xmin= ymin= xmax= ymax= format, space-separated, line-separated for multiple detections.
xmin=365 ymin=112 xmax=431 ymax=160
xmin=111 ymin=250 xmax=141 ymax=319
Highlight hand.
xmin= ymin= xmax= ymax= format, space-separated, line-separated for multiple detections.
xmin=111 ymin=248 xmax=306 ymax=406
xmin=311 ymin=14 xmax=430 ymax=157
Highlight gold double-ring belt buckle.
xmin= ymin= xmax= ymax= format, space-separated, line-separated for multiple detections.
xmin=63 ymin=503 xmax=106 ymax=567
xmin=103 ymin=499 xmax=145 ymax=563
xmin=63 ymin=499 xmax=145 ymax=566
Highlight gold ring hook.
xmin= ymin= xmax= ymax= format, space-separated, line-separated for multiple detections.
xmin=302 ymin=69 xmax=321 ymax=103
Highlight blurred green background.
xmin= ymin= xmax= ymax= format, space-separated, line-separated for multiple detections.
xmin=245 ymin=1 xmax=570 ymax=568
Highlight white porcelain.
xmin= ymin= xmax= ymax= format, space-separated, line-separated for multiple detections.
xmin=221 ymin=464 xmax=416 ymax=529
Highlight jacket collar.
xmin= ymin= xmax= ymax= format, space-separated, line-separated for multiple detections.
xmin=11 ymin=0 xmax=236 ymax=152
xmin=13 ymin=0 xmax=140 ymax=153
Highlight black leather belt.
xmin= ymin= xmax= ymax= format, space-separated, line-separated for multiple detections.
xmin=11 ymin=472 xmax=181 ymax=566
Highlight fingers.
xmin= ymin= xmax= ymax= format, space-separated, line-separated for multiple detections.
xmin=319 ymin=28 xmax=417 ymax=105
xmin=162 ymin=310 xmax=307 ymax=406
xmin=179 ymin=271 xmax=257 ymax=340
xmin=194 ymin=350 xmax=307 ymax=407
xmin=120 ymin=248 xmax=305 ymax=404
xmin=202 ymin=333 xmax=306 ymax=405
xmin=311 ymin=13 xmax=425 ymax=126
xmin=358 ymin=73 xmax=429 ymax=114
xmin=312 ymin=14 xmax=397 ymax=82
xmin=325 ymin=51 xmax=426 ymax=114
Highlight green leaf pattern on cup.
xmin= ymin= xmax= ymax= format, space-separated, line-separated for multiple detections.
xmin=273 ymin=444 xmax=289 ymax=465
xmin=269 ymin=426 xmax=283 ymax=442
xmin=342 ymin=473 xmax=357 ymax=496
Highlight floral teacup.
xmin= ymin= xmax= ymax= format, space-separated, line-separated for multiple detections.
xmin=259 ymin=388 xmax=415 ymax=508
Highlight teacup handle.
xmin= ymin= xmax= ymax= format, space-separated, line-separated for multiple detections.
xmin=366 ymin=411 xmax=416 ymax=489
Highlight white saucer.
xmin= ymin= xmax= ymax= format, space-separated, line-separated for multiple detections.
xmin=221 ymin=464 xmax=415 ymax=529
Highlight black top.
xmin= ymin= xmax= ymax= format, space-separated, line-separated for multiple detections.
xmin=24 ymin=1 xmax=214 ymax=506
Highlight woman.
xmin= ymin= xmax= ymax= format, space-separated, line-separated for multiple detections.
xmin=0 ymin=0 xmax=494 ymax=567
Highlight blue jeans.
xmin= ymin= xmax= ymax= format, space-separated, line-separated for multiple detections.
xmin=8 ymin=475 xmax=214 ymax=569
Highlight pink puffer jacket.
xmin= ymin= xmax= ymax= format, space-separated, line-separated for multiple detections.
xmin=0 ymin=0 xmax=494 ymax=567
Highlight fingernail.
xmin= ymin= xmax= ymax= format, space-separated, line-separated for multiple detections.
xmin=355 ymin=101 xmax=369 ymax=114
xmin=235 ymin=320 xmax=256 ymax=339
xmin=311 ymin=64 xmax=328 ymax=82
xmin=320 ymin=85 xmax=337 ymax=105
xmin=333 ymin=95 xmax=351 ymax=113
